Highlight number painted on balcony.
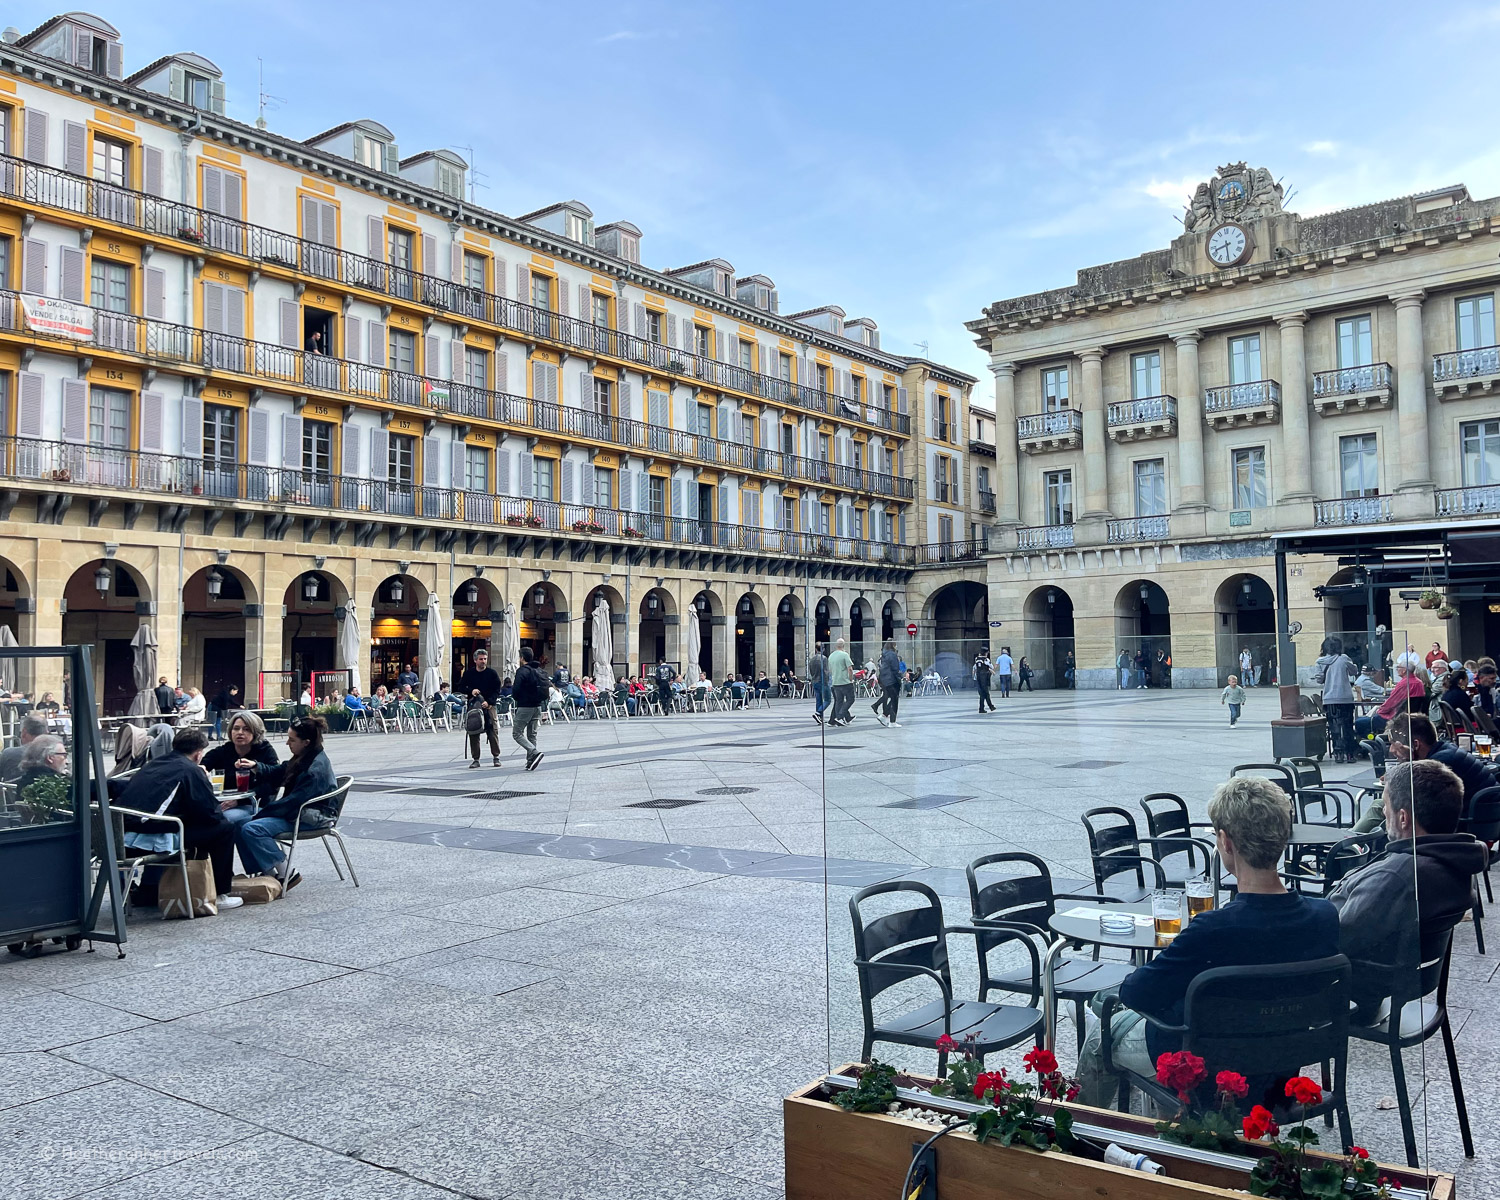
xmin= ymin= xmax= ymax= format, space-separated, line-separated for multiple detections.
xmin=309 ymin=404 xmax=329 ymax=416
xmin=105 ymin=370 xmax=125 ymax=381
xmin=106 ymin=242 xmax=122 ymax=254
xmin=214 ymin=388 xmax=235 ymax=399
xmin=214 ymin=269 xmax=231 ymax=281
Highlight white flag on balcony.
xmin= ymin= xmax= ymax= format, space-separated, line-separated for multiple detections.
xmin=19 ymin=294 xmax=93 ymax=342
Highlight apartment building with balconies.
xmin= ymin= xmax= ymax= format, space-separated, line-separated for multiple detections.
xmin=968 ymin=162 xmax=1500 ymax=685
xmin=0 ymin=12 xmax=975 ymax=709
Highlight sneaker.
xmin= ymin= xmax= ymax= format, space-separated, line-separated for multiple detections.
xmin=216 ymin=894 xmax=245 ymax=910
xmin=493 ymin=756 xmax=501 ymax=767
xmin=888 ymin=721 xmax=903 ymax=728
xmin=874 ymin=712 xmax=889 ymax=727
xmin=283 ymin=871 xmax=302 ymax=891
xmin=468 ymin=760 xmax=480 ymax=769
xmin=813 ymin=713 xmax=823 ymax=725
xmin=526 ymin=752 xmax=544 ymax=771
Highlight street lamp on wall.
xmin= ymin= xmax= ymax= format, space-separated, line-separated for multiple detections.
xmin=464 ymin=581 xmax=479 ymax=606
xmin=388 ymin=578 xmax=405 ymax=604
xmin=206 ymin=568 xmax=223 ymax=600
xmin=533 ymin=586 xmax=547 ymax=608
xmin=93 ymin=565 xmax=112 ymax=597
xmin=303 ymin=574 xmax=321 ymax=602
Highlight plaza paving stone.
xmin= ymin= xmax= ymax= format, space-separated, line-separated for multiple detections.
xmin=1 ymin=688 xmax=1494 ymax=1197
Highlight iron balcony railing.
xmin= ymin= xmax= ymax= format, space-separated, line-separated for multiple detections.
xmin=1435 ymin=484 xmax=1500 ymax=517
xmin=1312 ymin=363 xmax=1392 ymax=396
xmin=1204 ymin=379 xmax=1281 ymax=412
xmin=1108 ymin=396 xmax=1177 ymax=425
xmin=914 ymin=539 xmax=986 ymax=565
xmin=1016 ymin=523 xmax=1075 ymax=549
xmin=1313 ymin=496 xmax=1391 ymax=526
xmin=933 ymin=480 xmax=952 ymax=503
xmin=0 ymin=153 xmax=908 ymax=436
xmin=0 ymin=291 xmax=913 ymax=501
xmin=0 ymin=436 xmax=915 ymax=566
xmin=1016 ymin=409 xmax=1082 ymax=438
xmin=978 ymin=489 xmax=996 ymax=514
xmin=1433 ymin=345 xmax=1500 ymax=382
xmin=1106 ymin=516 xmax=1170 ymax=542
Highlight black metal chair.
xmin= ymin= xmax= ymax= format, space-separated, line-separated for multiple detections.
xmin=1101 ymin=955 xmax=1354 ymax=1149
xmin=1280 ymin=832 xmax=1378 ymax=896
xmin=849 ymin=879 xmax=1045 ymax=1076
xmin=965 ymin=852 xmax=1133 ymax=1038
xmin=1460 ymin=786 xmax=1499 ymax=954
xmin=1230 ymin=762 xmax=1299 ymax=800
xmin=1138 ymin=793 xmax=1223 ymax=890
xmin=1348 ymin=924 xmax=1474 ymax=1166
xmin=1081 ymin=806 xmax=1180 ymax=901
xmin=1287 ymin=758 xmax=1360 ymax=813
xmin=273 ymin=774 xmax=358 ymax=888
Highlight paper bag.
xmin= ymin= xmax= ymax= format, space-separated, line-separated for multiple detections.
xmin=159 ymin=856 xmax=218 ymax=919
xmin=229 ymin=873 xmax=283 ymax=904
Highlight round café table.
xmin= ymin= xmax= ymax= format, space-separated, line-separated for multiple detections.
xmin=1041 ymin=897 xmax=1164 ymax=1050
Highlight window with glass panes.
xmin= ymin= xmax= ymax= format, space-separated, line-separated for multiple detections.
xmin=695 ymin=403 xmax=714 ymax=437
xmin=183 ymin=71 xmax=211 ymax=110
xmin=389 ymin=434 xmax=415 ymax=484
xmin=938 ymin=514 xmax=954 ymax=542
xmin=1339 ymin=433 xmax=1378 ymax=497
xmin=818 ymin=433 xmax=831 ymax=461
xmin=533 ymin=457 xmax=554 ymax=501
xmin=388 ymin=329 xmax=416 ymax=374
xmin=1456 ymin=294 xmax=1495 ymax=350
xmin=650 ymin=475 xmax=666 ymax=516
xmin=90 ymin=259 xmax=130 ymax=312
xmin=591 ymin=293 xmax=609 ymax=327
xmin=464 ymin=346 xmax=488 ymax=389
xmin=1044 ymin=470 xmax=1073 ymax=525
xmin=853 ymin=508 xmax=864 ymax=539
xmin=816 ymin=364 xmax=830 ymax=392
xmin=591 ymin=378 xmax=611 ymax=417
xmin=462 ymin=251 xmax=485 ymax=291
xmin=88 ymin=387 xmax=130 ymax=449
xmin=693 ymin=326 xmax=710 ymax=357
xmin=531 ymin=273 xmax=552 ymax=311
xmin=850 ymin=375 xmax=863 ymax=403
xmin=778 ymin=352 xmax=792 ymax=381
xmin=781 ymin=423 xmax=794 ymax=455
xmin=464 ymin=445 xmax=488 ymax=492
xmin=302 ymin=420 xmax=333 ymax=475
xmin=203 ymin=404 xmax=236 ymax=464
xmin=1461 ymin=419 xmax=1500 ymax=486
xmin=782 ymin=496 xmax=796 ymax=530
xmin=594 ymin=466 xmax=613 ymax=508
xmin=0 ymin=234 xmax=8 ymax=291
xmin=1228 ymin=334 xmax=1262 ymax=384
xmin=1042 ymin=366 xmax=1069 ymax=410
xmin=92 ymin=135 xmax=128 ymax=185
xmin=1131 ymin=351 xmax=1162 ymax=399
xmin=1134 ymin=458 xmax=1166 ymax=516
xmin=0 ymin=105 xmax=11 ymax=156
xmin=386 ymin=228 xmax=413 ymax=274
xmin=1232 ymin=447 xmax=1267 ymax=508
xmin=1337 ymin=316 xmax=1373 ymax=368
xmin=738 ymin=342 xmax=753 ymax=371
xmin=647 ymin=310 xmax=663 ymax=343
xmin=820 ymin=504 xmax=831 ymax=534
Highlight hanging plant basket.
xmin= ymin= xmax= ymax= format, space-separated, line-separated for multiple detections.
xmin=1418 ymin=588 xmax=1444 ymax=610
xmin=1436 ymin=606 xmax=1458 ymax=621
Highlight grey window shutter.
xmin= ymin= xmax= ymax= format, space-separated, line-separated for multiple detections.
xmin=496 ymin=351 xmax=509 ymax=393
xmin=450 ymin=338 xmax=464 ymax=382
xmin=139 ymin=392 xmax=164 ymax=452
xmin=17 ymin=372 xmax=44 ymax=437
xmin=145 ymin=266 xmax=165 ymax=319
xmin=106 ymin=41 xmax=122 ymax=79
xmin=318 ymin=201 xmax=337 ymax=246
xmin=342 ymin=424 xmax=362 ymax=476
xmin=561 ymin=458 xmax=575 ymax=504
xmin=519 ymin=451 xmax=535 ymax=497
xmin=771 ymin=493 xmax=783 ymax=529
xmin=222 ymin=171 xmax=243 ymax=220
xmin=636 ymin=471 xmax=650 ymax=512
xmin=422 ymin=234 xmax=436 ymax=277
xmin=648 ymin=392 xmax=666 ymax=427
xmin=423 ymin=436 xmax=440 ymax=486
xmin=345 ymin=315 xmax=361 ymax=361
xmin=896 ymin=387 xmax=908 ymax=413
xmin=247 ymin=408 xmax=270 ymax=465
xmin=494 ymin=257 xmax=507 ymax=297
xmin=633 ymin=303 xmax=646 ymax=338
xmin=671 ymin=476 xmax=683 ymax=517
xmin=22 ymin=238 xmax=47 ymax=294
xmin=666 ymin=313 xmax=677 ymax=348
xmin=717 ymin=402 xmax=730 ymax=439
xmin=618 ymin=379 xmax=632 ymax=419
xmin=180 ymin=396 xmax=203 ymax=457
xmin=557 ymin=278 xmax=568 ymax=317
xmin=300 ymin=195 xmax=318 ymax=242
xmin=63 ymin=120 xmax=86 ymax=175
xmin=281 ymin=413 xmax=303 ymax=468
xmin=451 ymin=438 xmax=466 ymax=490
xmin=516 ymin=263 xmax=530 ymax=303
xmin=577 ymin=282 xmax=589 ymax=317
xmin=369 ymin=427 xmax=389 ymax=479
xmin=368 ymin=215 xmax=384 ymax=260
xmin=59 ymin=246 xmax=85 ymax=302
xmin=23 ymin=109 xmax=48 ymax=164
xmin=760 ymin=413 xmax=773 ymax=450
xmin=535 ymin=362 xmax=558 ymax=404
xmin=718 ymin=483 xmax=729 ymax=524
xmin=202 ymin=282 xmax=224 ymax=333
xmin=74 ymin=29 xmax=91 ymax=68
xmin=225 ymin=286 xmax=246 ymax=336
xmin=209 ymin=79 xmax=226 ymax=113
xmin=581 ymin=462 xmax=596 ymax=505
xmin=203 ymin=165 xmax=222 ymax=215
xmin=368 ymin=322 xmax=386 ymax=367
xmin=450 ymin=242 xmax=463 ymax=283
xmin=279 ymin=298 xmax=299 ymax=348
xmin=496 ymin=447 xmax=511 ymax=495
xmin=424 ymin=334 xmax=439 ymax=378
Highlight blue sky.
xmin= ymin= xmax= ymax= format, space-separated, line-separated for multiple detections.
xmin=20 ymin=1 xmax=1500 ymax=404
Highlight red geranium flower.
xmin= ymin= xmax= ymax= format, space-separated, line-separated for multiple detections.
xmin=1285 ymin=1076 xmax=1323 ymax=1107
xmin=1215 ymin=1071 xmax=1249 ymax=1100
xmin=973 ymin=1071 xmax=1008 ymax=1101
xmin=1155 ymin=1051 xmax=1206 ymax=1100
xmin=935 ymin=1034 xmax=957 ymax=1052
xmin=1023 ymin=1047 xmax=1058 ymax=1076
xmin=1348 ymin=1146 xmax=1370 ymax=1159
xmin=1242 ymin=1104 xmax=1279 ymax=1141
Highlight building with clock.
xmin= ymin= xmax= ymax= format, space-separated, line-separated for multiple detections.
xmin=968 ymin=162 xmax=1500 ymax=687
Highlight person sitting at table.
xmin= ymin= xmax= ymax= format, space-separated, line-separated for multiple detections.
xmin=1353 ymin=665 xmax=1388 ymax=703
xmin=200 ymin=710 xmax=280 ymax=827
xmin=147 ymin=722 xmax=177 ymax=761
xmin=118 ymin=727 xmax=243 ymax=909
xmin=343 ymin=687 xmax=367 ymax=715
xmin=730 ymin=674 xmax=748 ymax=704
xmin=1074 ymin=775 xmax=1340 ymax=1107
xmin=0 ymin=712 xmax=49 ymax=782
xmin=1355 ymin=662 xmax=1425 ymax=740
xmin=755 ymin=671 xmax=771 ymax=700
xmin=108 ymin=723 xmax=153 ymax=780
xmin=234 ymin=714 xmax=338 ymax=889
xmin=1476 ymin=663 xmax=1497 ymax=720
xmin=565 ymin=678 xmax=586 ymax=714
xmin=1356 ymin=714 xmax=1496 ymax=829
xmin=13 ymin=734 xmax=72 ymax=821
xmin=1440 ymin=669 xmax=1477 ymax=724
xmin=178 ymin=686 xmax=207 ymax=726
xmin=1330 ymin=759 xmax=1485 ymax=1022
xmin=35 ymin=691 xmax=61 ymax=715
xmin=613 ymin=677 xmax=635 ymax=715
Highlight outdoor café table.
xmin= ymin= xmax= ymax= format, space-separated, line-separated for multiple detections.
xmin=1041 ymin=897 xmax=1158 ymax=1051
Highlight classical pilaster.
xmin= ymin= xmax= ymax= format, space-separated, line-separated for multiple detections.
xmin=1079 ymin=348 xmax=1108 ymax=517
xmin=1171 ymin=332 xmax=1206 ymax=510
xmin=1392 ymin=292 xmax=1432 ymax=490
xmin=989 ymin=358 xmax=1020 ymax=525
xmin=1275 ymin=312 xmax=1315 ymax=500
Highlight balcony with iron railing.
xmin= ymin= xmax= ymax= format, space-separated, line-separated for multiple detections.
xmin=914 ymin=539 xmax=987 ymax=566
xmin=1106 ymin=515 xmax=1170 ymax=543
xmin=0 ymin=292 xmax=914 ymax=501
xmin=933 ymin=480 xmax=952 ymax=503
xmin=1312 ymin=496 xmax=1391 ymax=527
xmin=1435 ymin=484 xmax=1500 ymax=517
xmin=1311 ymin=363 xmax=1393 ymax=414
xmin=1433 ymin=345 xmax=1500 ymax=399
xmin=978 ymin=489 xmax=996 ymax=515
xmin=1203 ymin=379 xmax=1281 ymax=429
xmin=1016 ymin=408 xmax=1082 ymax=454
xmin=0 ymin=153 xmax=909 ymax=436
xmin=1015 ymin=523 xmax=1075 ymax=549
xmin=0 ymin=436 xmax=916 ymax=566
xmin=1106 ymin=395 xmax=1177 ymax=443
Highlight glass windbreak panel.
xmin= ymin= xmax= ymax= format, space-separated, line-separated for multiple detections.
xmin=3 ymin=718 xmax=75 ymax=830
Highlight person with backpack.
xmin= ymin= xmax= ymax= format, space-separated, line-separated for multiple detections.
xmin=1017 ymin=657 xmax=1034 ymax=692
xmin=654 ymin=659 xmax=677 ymax=715
xmin=510 ymin=650 xmax=549 ymax=771
xmin=973 ymin=651 xmax=995 ymax=713
xmin=458 ymin=647 xmax=503 ymax=768
xmin=871 ymin=639 xmax=903 ymax=728
xmin=807 ymin=643 xmax=830 ymax=725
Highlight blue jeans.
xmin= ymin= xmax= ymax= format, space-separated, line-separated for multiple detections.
xmin=814 ymin=679 xmax=831 ymax=715
xmin=224 ymin=804 xmax=255 ymax=830
xmin=1228 ymin=703 xmax=1242 ymax=725
xmin=237 ymin=815 xmax=295 ymax=876
xmin=211 ymin=710 xmax=224 ymax=738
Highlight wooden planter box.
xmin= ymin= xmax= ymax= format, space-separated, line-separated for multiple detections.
xmin=785 ymin=1071 xmax=1456 ymax=1200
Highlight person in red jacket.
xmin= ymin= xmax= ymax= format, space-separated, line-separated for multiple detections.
xmin=1425 ymin=642 xmax=1449 ymax=672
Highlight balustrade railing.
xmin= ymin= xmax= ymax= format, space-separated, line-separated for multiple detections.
xmin=1312 ymin=496 xmax=1391 ymax=526
xmin=1204 ymin=380 xmax=1281 ymax=412
xmin=1433 ymin=346 xmax=1500 ymax=382
xmin=1107 ymin=396 xmax=1177 ymax=425
xmin=1435 ymin=484 xmax=1500 ymax=516
xmin=1016 ymin=410 xmax=1082 ymax=438
xmin=1106 ymin=516 xmax=1170 ymax=542
xmin=1312 ymin=363 xmax=1392 ymax=396
xmin=1016 ymin=523 xmax=1075 ymax=549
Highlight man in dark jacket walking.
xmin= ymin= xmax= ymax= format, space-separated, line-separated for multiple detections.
xmin=973 ymin=652 xmax=995 ymax=713
xmin=154 ymin=676 xmax=176 ymax=714
xmin=871 ymin=640 xmax=903 ymax=728
xmin=458 ymin=647 xmax=503 ymax=767
xmin=654 ymin=660 xmax=677 ymax=715
xmin=807 ymin=643 xmax=830 ymax=725
xmin=510 ymin=650 xmax=549 ymax=770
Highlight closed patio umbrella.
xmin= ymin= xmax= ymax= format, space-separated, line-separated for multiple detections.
xmin=338 ymin=603 xmax=362 ymax=695
xmin=591 ymin=598 xmax=615 ymax=690
xmin=420 ymin=591 xmax=444 ymax=700
xmin=126 ymin=623 xmax=158 ymax=718
xmin=0 ymin=623 xmax=17 ymax=693
xmin=687 ymin=603 xmax=702 ymax=683
xmin=502 ymin=602 xmax=521 ymax=679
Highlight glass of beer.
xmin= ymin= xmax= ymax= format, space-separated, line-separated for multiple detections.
xmin=1478 ymin=735 xmax=1492 ymax=761
xmin=1152 ymin=890 xmax=1183 ymax=939
xmin=1186 ymin=877 xmax=1215 ymax=919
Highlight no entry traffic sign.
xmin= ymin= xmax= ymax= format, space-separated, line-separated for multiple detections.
xmin=906 ymin=622 xmax=918 ymax=636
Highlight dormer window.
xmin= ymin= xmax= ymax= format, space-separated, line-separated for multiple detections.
xmin=183 ymin=70 xmax=211 ymax=109
xmin=355 ymin=134 xmax=385 ymax=170
xmin=436 ymin=161 xmax=464 ymax=199
xmin=565 ymin=211 xmax=595 ymax=245
xmin=130 ymin=54 xmax=226 ymax=115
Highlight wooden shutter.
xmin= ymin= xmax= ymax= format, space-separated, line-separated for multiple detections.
xmin=648 ymin=391 xmax=667 ymax=427
xmin=423 ymin=436 xmax=440 ymax=486
xmin=23 ymin=109 xmax=48 ymax=164
xmin=367 ymin=321 xmax=386 ymax=367
xmin=63 ymin=121 xmax=86 ymax=175
xmin=202 ymin=281 xmax=224 ymax=333
xmin=424 ymin=334 xmax=439 ymax=378
xmin=450 ymin=338 xmax=464 ymax=382
xmin=516 ymin=263 xmax=530 ymax=304
xmin=203 ymin=164 xmax=222 ymax=215
xmin=74 ymin=29 xmax=91 ymax=68
xmin=281 ymin=413 xmax=303 ymax=468
xmin=225 ymin=286 xmax=246 ymax=336
xmin=342 ymin=424 xmax=362 ymax=476
xmin=106 ymin=41 xmax=122 ymax=79
xmin=633 ymin=303 xmax=646 ymax=338
xmin=896 ymin=387 xmax=908 ymax=413
xmin=145 ymin=266 xmax=165 ymax=319
xmin=666 ymin=313 xmax=677 ymax=348
xmin=671 ymin=476 xmax=683 ymax=517
xmin=495 ymin=350 xmax=509 ymax=393
xmin=718 ymin=483 xmax=730 ymax=524
xmin=58 ymin=246 xmax=85 ymax=302
xmin=16 ymin=372 xmax=44 ymax=437
xmin=421 ymin=233 xmax=436 ymax=277
xmin=369 ymin=427 xmax=389 ymax=480
xmin=636 ymin=471 xmax=650 ymax=512
xmin=717 ymin=402 xmax=730 ymax=440
xmin=518 ymin=451 xmax=535 ymax=497
xmin=577 ymin=282 xmax=589 ymax=317
xmin=345 ymin=315 xmax=361 ymax=361
xmin=279 ymin=298 xmax=300 ymax=348
xmin=581 ymin=462 xmax=596 ymax=505
xmin=247 ymin=408 xmax=270 ymax=465
xmin=557 ymin=278 xmax=568 ymax=317
xmin=22 ymin=238 xmax=47 ymax=294
xmin=222 ymin=171 xmax=243 ymax=220
xmin=368 ymin=215 xmax=384 ymax=260
xmin=60 ymin=379 xmax=86 ymax=443
xmin=180 ymin=396 xmax=203 ymax=456
xmin=771 ymin=492 xmax=783 ymax=529
xmin=451 ymin=438 xmax=466 ymax=490
xmin=496 ymin=447 xmax=511 ymax=494
xmin=534 ymin=361 xmax=558 ymax=403
xmin=561 ymin=458 xmax=575 ymax=504
xmin=138 ymin=392 xmax=164 ymax=452
xmin=450 ymin=242 xmax=463 ymax=283
xmin=494 ymin=256 xmax=507 ymax=297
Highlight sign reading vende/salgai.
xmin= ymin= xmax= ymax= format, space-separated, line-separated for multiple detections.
xmin=20 ymin=294 xmax=94 ymax=342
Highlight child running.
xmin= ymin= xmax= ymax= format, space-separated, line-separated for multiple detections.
xmin=1220 ymin=674 xmax=1247 ymax=726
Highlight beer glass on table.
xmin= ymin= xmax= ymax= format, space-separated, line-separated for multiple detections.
xmin=1186 ymin=877 xmax=1215 ymax=920
xmin=1152 ymin=890 xmax=1183 ymax=940
xmin=1478 ymin=735 xmax=1492 ymax=761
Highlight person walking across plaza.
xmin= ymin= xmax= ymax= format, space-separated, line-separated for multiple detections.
xmin=973 ymin=651 xmax=995 ymax=713
xmin=871 ymin=639 xmax=903 ymax=727
xmin=510 ymin=649 xmax=548 ymax=771
xmin=995 ymin=646 xmax=1013 ymax=698
xmin=1117 ymin=648 xmax=1129 ymax=690
xmin=828 ymin=638 xmax=856 ymax=726
xmin=654 ymin=659 xmax=677 ymax=715
xmin=1239 ymin=646 xmax=1254 ymax=686
xmin=458 ymin=646 xmax=503 ymax=768
xmin=807 ymin=642 xmax=830 ymax=725
xmin=1220 ymin=674 xmax=1247 ymax=726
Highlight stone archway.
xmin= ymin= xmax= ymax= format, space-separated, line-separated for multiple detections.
xmin=1215 ymin=572 xmax=1277 ymax=686
xmin=775 ymin=591 xmax=805 ymax=676
xmin=285 ymin=570 xmax=353 ymax=694
xmin=0 ymin=554 xmax=35 ymax=694
xmin=925 ymin=581 xmax=989 ymax=687
xmin=732 ymin=591 xmax=767 ymax=679
xmin=452 ymin=575 xmax=504 ymax=682
xmin=371 ymin=571 xmax=429 ymax=691
xmin=638 ymin=586 xmax=678 ymax=671
xmin=521 ymin=580 xmax=568 ymax=673
xmin=881 ymin=597 xmax=904 ymax=644
xmin=812 ymin=593 xmax=841 ymax=653
xmin=1021 ymin=584 xmax=1075 ymax=689
xmin=1114 ymin=579 xmax=1172 ymax=688
xmin=848 ymin=595 xmax=871 ymax=665
xmin=182 ymin=562 xmax=259 ymax=706
xmin=63 ymin=559 xmax=153 ymax=715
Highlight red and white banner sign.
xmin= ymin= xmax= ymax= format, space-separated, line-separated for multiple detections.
xmin=20 ymin=294 xmax=94 ymax=342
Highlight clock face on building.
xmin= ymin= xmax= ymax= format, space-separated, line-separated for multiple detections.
xmin=1206 ymin=221 xmax=1252 ymax=268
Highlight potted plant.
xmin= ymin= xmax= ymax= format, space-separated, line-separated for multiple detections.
xmin=1418 ymin=588 xmax=1444 ymax=610
xmin=571 ymin=519 xmax=591 ymax=533
xmin=505 ymin=514 xmax=526 ymax=526
xmin=178 ymin=225 xmax=204 ymax=243
xmin=623 ymin=526 xmax=645 ymax=538
xmin=1435 ymin=605 xmax=1457 ymax=621
xmin=588 ymin=521 xmax=605 ymax=534
xmin=525 ymin=515 xmax=544 ymax=528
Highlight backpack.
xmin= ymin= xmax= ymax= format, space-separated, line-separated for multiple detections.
xmin=464 ymin=704 xmax=485 ymax=734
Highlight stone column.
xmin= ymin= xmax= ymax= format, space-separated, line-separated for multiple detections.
xmin=990 ymin=359 xmax=1020 ymax=525
xmin=1275 ymin=312 xmax=1314 ymax=500
xmin=1393 ymin=292 xmax=1432 ymax=490
xmin=1079 ymin=349 xmax=1109 ymax=516
xmin=1172 ymin=332 xmax=1206 ymax=510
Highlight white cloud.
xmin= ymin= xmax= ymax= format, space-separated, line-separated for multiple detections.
xmin=594 ymin=30 xmax=648 ymax=43
xmin=1142 ymin=175 xmax=1199 ymax=208
xmin=1302 ymin=140 xmax=1339 ymax=156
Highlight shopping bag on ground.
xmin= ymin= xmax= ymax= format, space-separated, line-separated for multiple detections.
xmin=229 ymin=873 xmax=283 ymax=904
xmin=159 ymin=856 xmax=218 ymax=919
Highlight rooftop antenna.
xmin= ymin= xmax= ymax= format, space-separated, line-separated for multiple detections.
xmin=256 ymin=58 xmax=285 ymax=131
xmin=451 ymin=144 xmax=489 ymax=203
xmin=914 ymin=340 xmax=930 ymax=359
